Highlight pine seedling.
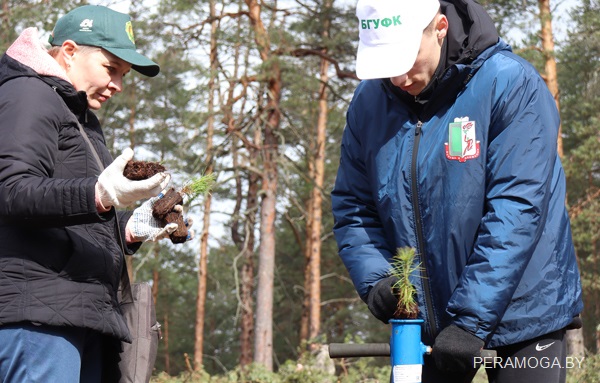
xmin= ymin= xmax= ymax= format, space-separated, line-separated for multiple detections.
xmin=181 ymin=173 xmax=216 ymax=201
xmin=152 ymin=172 xmax=216 ymax=244
xmin=390 ymin=247 xmax=420 ymax=319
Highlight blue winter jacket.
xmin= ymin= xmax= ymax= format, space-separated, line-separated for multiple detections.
xmin=331 ymin=36 xmax=583 ymax=347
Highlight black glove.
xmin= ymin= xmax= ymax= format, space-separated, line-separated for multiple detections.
xmin=431 ymin=324 xmax=484 ymax=372
xmin=366 ymin=276 xmax=399 ymax=324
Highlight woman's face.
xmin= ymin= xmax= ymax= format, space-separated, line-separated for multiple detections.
xmin=67 ymin=45 xmax=132 ymax=110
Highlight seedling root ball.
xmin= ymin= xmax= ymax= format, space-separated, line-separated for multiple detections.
xmin=123 ymin=160 xmax=188 ymax=244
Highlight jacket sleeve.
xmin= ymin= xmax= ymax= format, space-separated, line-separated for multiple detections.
xmin=0 ymin=77 xmax=105 ymax=227
xmin=331 ymin=104 xmax=395 ymax=301
xmin=446 ymin=58 xmax=562 ymax=341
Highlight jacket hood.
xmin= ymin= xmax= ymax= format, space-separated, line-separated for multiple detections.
xmin=385 ymin=0 xmax=500 ymax=119
xmin=1 ymin=28 xmax=87 ymax=116
xmin=439 ymin=0 xmax=499 ymax=68
xmin=3 ymin=28 xmax=70 ymax=84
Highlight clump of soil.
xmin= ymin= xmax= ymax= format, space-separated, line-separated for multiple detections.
xmin=123 ymin=160 xmax=166 ymax=180
xmin=151 ymin=175 xmax=216 ymax=243
xmin=164 ymin=211 xmax=188 ymax=243
xmin=122 ymin=160 xmax=188 ymax=244
xmin=152 ymin=188 xmax=188 ymax=244
xmin=394 ymin=300 xmax=419 ymax=319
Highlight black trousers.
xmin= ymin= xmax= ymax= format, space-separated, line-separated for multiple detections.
xmin=418 ymin=328 xmax=571 ymax=383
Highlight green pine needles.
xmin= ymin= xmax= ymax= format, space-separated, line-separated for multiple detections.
xmin=390 ymin=247 xmax=420 ymax=319
xmin=181 ymin=173 xmax=216 ymax=200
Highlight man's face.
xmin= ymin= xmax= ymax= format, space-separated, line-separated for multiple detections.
xmin=390 ymin=14 xmax=447 ymax=96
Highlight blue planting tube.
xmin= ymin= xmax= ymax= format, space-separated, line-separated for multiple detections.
xmin=389 ymin=319 xmax=431 ymax=383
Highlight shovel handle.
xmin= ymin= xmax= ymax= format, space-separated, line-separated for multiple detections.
xmin=328 ymin=343 xmax=390 ymax=358
xmin=328 ymin=343 xmax=497 ymax=359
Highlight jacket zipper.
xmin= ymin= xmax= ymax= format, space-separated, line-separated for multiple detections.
xmin=411 ymin=120 xmax=438 ymax=337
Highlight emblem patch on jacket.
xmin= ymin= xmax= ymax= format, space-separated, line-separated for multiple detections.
xmin=445 ymin=117 xmax=480 ymax=162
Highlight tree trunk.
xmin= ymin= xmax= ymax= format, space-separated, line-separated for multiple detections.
xmin=240 ymin=128 xmax=260 ymax=366
xmin=308 ymin=1 xmax=333 ymax=343
xmin=230 ymin=125 xmax=260 ymax=366
xmin=245 ymin=0 xmax=282 ymax=370
xmin=193 ymin=0 xmax=218 ymax=371
xmin=538 ymin=0 xmax=562 ymax=155
xmin=306 ymin=56 xmax=329 ymax=344
xmin=223 ymin=6 xmax=257 ymax=365
xmin=125 ymin=75 xmax=138 ymax=283
xmin=299 ymin=0 xmax=333 ymax=349
xmin=151 ymin=244 xmax=160 ymax=304
xmin=163 ymin=312 xmax=171 ymax=375
xmin=300 ymin=164 xmax=313 ymax=344
xmin=538 ymin=0 xmax=584 ymax=354
xmin=591 ymin=239 xmax=599 ymax=354
xmin=254 ymin=174 xmax=277 ymax=370
xmin=299 ymin=243 xmax=310 ymax=344
xmin=239 ymin=248 xmax=256 ymax=366
xmin=151 ymin=246 xmax=166 ymax=372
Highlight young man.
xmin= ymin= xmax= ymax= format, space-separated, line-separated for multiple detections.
xmin=331 ymin=0 xmax=583 ymax=382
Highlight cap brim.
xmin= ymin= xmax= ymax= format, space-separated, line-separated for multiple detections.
xmin=104 ymin=46 xmax=160 ymax=77
xmin=355 ymin=32 xmax=421 ymax=80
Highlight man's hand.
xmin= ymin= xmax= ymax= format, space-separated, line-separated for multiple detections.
xmin=431 ymin=324 xmax=484 ymax=372
xmin=366 ymin=276 xmax=399 ymax=324
xmin=96 ymin=148 xmax=170 ymax=209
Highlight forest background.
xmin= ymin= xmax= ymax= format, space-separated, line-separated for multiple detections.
xmin=2 ymin=0 xmax=599 ymax=381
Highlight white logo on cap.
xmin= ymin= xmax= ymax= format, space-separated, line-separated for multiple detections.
xmin=79 ymin=19 xmax=93 ymax=32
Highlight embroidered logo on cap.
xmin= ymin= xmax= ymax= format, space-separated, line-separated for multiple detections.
xmin=445 ymin=117 xmax=480 ymax=162
xmin=125 ymin=21 xmax=135 ymax=44
xmin=79 ymin=19 xmax=93 ymax=32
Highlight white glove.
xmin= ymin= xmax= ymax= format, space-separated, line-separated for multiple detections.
xmin=126 ymin=196 xmax=178 ymax=242
xmin=96 ymin=148 xmax=170 ymax=208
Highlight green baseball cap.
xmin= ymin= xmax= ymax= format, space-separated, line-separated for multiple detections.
xmin=49 ymin=5 xmax=159 ymax=77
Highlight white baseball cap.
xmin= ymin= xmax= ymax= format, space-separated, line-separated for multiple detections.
xmin=355 ymin=0 xmax=441 ymax=80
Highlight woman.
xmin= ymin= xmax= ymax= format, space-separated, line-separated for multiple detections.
xmin=0 ymin=5 xmax=185 ymax=382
